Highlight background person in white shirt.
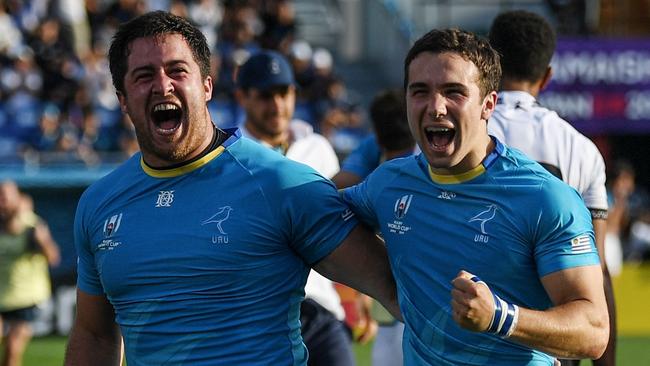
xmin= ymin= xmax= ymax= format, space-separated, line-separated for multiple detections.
xmin=488 ymin=10 xmax=616 ymax=366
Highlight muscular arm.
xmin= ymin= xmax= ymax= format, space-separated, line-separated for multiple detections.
xmin=313 ymin=224 xmax=401 ymax=321
xmin=452 ymin=265 xmax=609 ymax=359
xmin=65 ymin=289 xmax=123 ymax=366
xmin=592 ymin=217 xmax=617 ymax=366
xmin=513 ymin=265 xmax=609 ymax=358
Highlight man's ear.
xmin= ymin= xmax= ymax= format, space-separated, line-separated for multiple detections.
xmin=481 ymin=90 xmax=498 ymax=120
xmin=204 ymin=76 xmax=213 ymax=102
xmin=539 ymin=66 xmax=553 ymax=91
xmin=116 ymin=91 xmax=128 ymax=114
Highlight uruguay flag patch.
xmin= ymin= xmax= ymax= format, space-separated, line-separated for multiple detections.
xmin=571 ymin=234 xmax=592 ymax=254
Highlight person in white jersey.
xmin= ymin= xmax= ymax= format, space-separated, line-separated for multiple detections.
xmin=235 ymin=50 xmax=355 ymax=366
xmin=488 ymin=10 xmax=616 ymax=366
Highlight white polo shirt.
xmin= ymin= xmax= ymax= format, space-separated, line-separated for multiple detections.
xmin=489 ymin=90 xmax=608 ymax=216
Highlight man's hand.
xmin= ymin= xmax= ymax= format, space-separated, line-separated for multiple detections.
xmin=450 ymin=270 xmax=496 ymax=332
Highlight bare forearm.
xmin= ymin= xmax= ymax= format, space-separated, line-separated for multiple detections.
xmin=65 ymin=324 xmax=122 ymax=365
xmin=592 ymin=218 xmax=617 ymax=364
xmin=510 ymin=300 xmax=609 ymax=359
xmin=314 ymin=226 xmax=402 ymax=320
xmin=596 ymin=267 xmax=617 ymax=366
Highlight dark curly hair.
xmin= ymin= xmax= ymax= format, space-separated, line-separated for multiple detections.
xmin=403 ymin=28 xmax=501 ymax=98
xmin=489 ymin=10 xmax=556 ymax=83
xmin=108 ymin=11 xmax=211 ymax=95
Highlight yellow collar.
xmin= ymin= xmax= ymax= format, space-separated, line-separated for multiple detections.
xmin=141 ymin=146 xmax=225 ymax=178
xmin=428 ymin=163 xmax=485 ymax=184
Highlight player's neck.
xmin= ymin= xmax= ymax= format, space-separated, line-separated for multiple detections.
xmin=499 ymin=78 xmax=543 ymax=98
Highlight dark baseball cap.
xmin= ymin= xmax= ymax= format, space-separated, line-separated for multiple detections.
xmin=236 ymin=50 xmax=295 ymax=91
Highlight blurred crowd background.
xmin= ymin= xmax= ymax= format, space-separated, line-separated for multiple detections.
xmin=1 ymin=0 xmax=650 ymax=336
xmin=0 ymin=0 xmax=368 ymax=166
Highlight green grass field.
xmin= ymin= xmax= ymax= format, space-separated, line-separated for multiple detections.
xmin=15 ymin=335 xmax=650 ymax=365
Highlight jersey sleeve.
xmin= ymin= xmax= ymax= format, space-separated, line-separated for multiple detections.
xmin=580 ymin=144 xmax=609 ymax=215
xmin=340 ymin=175 xmax=380 ymax=230
xmin=533 ymin=179 xmax=601 ymax=277
xmin=278 ymin=167 xmax=359 ymax=266
xmin=73 ymin=191 xmax=105 ymax=295
xmin=340 ymin=135 xmax=381 ymax=179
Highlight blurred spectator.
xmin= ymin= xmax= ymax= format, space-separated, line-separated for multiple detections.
xmin=0 ymin=47 xmax=43 ymax=99
xmin=82 ymin=37 xmax=122 ymax=143
xmin=0 ymin=180 xmax=60 ymax=366
xmin=53 ymin=0 xmax=92 ymax=59
xmin=314 ymin=75 xmax=364 ymax=153
xmin=214 ymin=0 xmax=261 ymax=98
xmin=103 ymin=0 xmax=148 ymax=29
xmin=4 ymin=0 xmax=50 ymax=36
xmin=288 ymin=39 xmax=315 ymax=98
xmin=607 ymin=160 xmax=650 ymax=264
xmin=546 ymin=0 xmax=596 ymax=35
xmin=258 ymin=0 xmax=297 ymax=54
xmin=628 ymin=211 xmax=650 ymax=262
xmin=0 ymin=2 xmax=25 ymax=60
xmin=28 ymin=16 xmax=82 ymax=108
xmin=168 ymin=0 xmax=189 ymax=18
xmin=312 ymin=47 xmax=334 ymax=79
xmin=0 ymin=0 xmax=360 ymax=168
xmin=186 ymin=0 xmax=223 ymax=50
xmin=33 ymin=103 xmax=62 ymax=152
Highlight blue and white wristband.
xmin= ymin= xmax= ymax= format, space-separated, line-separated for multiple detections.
xmin=470 ymin=276 xmax=519 ymax=338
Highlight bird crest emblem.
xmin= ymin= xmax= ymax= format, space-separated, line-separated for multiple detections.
xmin=202 ymin=206 xmax=233 ymax=235
xmin=468 ymin=204 xmax=497 ymax=235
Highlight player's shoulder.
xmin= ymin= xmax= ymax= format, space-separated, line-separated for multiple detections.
xmin=496 ymin=145 xmax=557 ymax=186
xmin=365 ymin=154 xmax=422 ymax=189
xmin=375 ymin=153 xmax=419 ymax=175
xmin=229 ymin=134 xmax=329 ymax=189
xmin=80 ymin=153 xmax=142 ymax=204
xmin=503 ymin=145 xmax=582 ymax=198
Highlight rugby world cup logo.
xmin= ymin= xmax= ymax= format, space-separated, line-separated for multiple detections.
xmin=394 ymin=194 xmax=413 ymax=219
xmin=103 ymin=213 xmax=123 ymax=238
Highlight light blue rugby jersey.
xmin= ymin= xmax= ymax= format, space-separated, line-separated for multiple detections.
xmin=342 ymin=138 xmax=599 ymax=366
xmin=74 ymin=129 xmax=358 ymax=366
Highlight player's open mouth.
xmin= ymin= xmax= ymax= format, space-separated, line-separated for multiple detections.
xmin=425 ymin=126 xmax=455 ymax=149
xmin=151 ymin=103 xmax=182 ymax=133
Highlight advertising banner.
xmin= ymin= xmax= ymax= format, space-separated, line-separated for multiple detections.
xmin=540 ymin=38 xmax=650 ymax=135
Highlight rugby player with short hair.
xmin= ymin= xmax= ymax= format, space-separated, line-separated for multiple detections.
xmin=342 ymin=27 xmax=609 ymax=365
xmin=64 ymin=11 xmax=399 ymax=366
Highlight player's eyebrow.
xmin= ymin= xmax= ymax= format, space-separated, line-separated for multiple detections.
xmin=130 ymin=60 xmax=191 ymax=75
xmin=407 ymin=81 xmax=429 ymax=91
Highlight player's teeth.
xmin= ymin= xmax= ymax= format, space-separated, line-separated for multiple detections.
xmin=426 ymin=127 xmax=450 ymax=133
xmin=153 ymin=104 xmax=178 ymax=112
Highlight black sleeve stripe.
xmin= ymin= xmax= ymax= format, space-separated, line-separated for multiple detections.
xmin=589 ymin=208 xmax=608 ymax=220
